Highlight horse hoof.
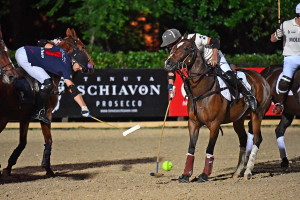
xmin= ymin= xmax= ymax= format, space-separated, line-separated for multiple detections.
xmin=2 ymin=168 xmax=11 ymax=176
xmin=178 ymin=174 xmax=190 ymax=183
xmin=45 ymin=168 xmax=55 ymax=177
xmin=244 ymin=173 xmax=252 ymax=180
xmin=197 ymin=173 xmax=208 ymax=183
xmin=281 ymin=157 xmax=290 ymax=168
xmin=232 ymin=173 xmax=239 ymax=179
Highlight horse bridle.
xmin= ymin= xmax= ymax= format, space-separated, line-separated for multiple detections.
xmin=0 ymin=39 xmax=15 ymax=76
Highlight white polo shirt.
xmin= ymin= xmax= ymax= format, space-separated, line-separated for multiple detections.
xmin=187 ymin=33 xmax=213 ymax=62
xmin=281 ymin=18 xmax=300 ymax=56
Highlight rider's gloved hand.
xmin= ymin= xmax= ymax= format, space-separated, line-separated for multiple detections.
xmin=168 ymin=84 xmax=176 ymax=100
xmin=275 ymin=29 xmax=283 ymax=40
xmin=81 ymin=106 xmax=90 ymax=117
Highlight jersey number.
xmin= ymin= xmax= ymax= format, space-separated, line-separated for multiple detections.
xmin=45 ymin=50 xmax=61 ymax=58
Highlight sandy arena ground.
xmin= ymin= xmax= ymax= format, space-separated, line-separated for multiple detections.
xmin=0 ymin=126 xmax=299 ymax=199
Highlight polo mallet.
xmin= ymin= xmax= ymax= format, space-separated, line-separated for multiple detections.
xmin=88 ymin=115 xmax=140 ymax=136
xmin=278 ymin=0 xmax=280 ymax=26
xmin=150 ymin=86 xmax=175 ymax=177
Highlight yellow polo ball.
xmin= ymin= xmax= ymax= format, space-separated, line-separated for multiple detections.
xmin=162 ymin=161 xmax=173 ymax=171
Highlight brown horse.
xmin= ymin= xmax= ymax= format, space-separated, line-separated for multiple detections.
xmin=165 ymin=34 xmax=271 ymax=182
xmin=0 ymin=28 xmax=95 ymax=177
xmin=247 ymin=66 xmax=300 ymax=168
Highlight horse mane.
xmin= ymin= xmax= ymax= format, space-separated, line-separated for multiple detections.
xmin=260 ymin=65 xmax=282 ymax=79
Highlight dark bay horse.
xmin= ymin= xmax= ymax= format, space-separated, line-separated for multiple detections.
xmin=248 ymin=66 xmax=300 ymax=168
xmin=165 ymin=34 xmax=271 ymax=182
xmin=0 ymin=28 xmax=95 ymax=177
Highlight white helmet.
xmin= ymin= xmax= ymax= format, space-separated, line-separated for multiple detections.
xmin=296 ymin=3 xmax=300 ymax=14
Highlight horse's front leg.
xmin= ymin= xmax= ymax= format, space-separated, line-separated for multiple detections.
xmin=178 ymin=119 xmax=201 ymax=183
xmin=232 ymin=118 xmax=248 ymax=179
xmin=197 ymin=123 xmax=220 ymax=183
xmin=3 ymin=120 xmax=29 ymax=176
xmin=244 ymin=113 xmax=263 ymax=180
xmin=41 ymin=121 xmax=55 ymax=177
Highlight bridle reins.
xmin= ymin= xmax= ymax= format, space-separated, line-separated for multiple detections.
xmin=0 ymin=39 xmax=15 ymax=76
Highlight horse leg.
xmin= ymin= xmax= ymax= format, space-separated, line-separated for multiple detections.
xmin=40 ymin=122 xmax=55 ymax=177
xmin=246 ymin=120 xmax=254 ymax=157
xmin=232 ymin=118 xmax=248 ymax=179
xmin=0 ymin=119 xmax=8 ymax=175
xmin=178 ymin=120 xmax=201 ymax=183
xmin=275 ymin=113 xmax=293 ymax=168
xmin=198 ymin=123 xmax=220 ymax=183
xmin=3 ymin=120 xmax=29 ymax=176
xmin=244 ymin=113 xmax=263 ymax=180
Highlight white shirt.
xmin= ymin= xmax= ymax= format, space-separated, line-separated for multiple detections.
xmin=281 ymin=18 xmax=300 ymax=56
xmin=187 ymin=33 xmax=213 ymax=62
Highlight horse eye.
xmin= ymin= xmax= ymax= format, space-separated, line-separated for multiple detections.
xmin=183 ymin=47 xmax=189 ymax=51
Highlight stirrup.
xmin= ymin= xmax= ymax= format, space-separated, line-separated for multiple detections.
xmin=32 ymin=108 xmax=51 ymax=124
xmin=272 ymin=103 xmax=284 ymax=115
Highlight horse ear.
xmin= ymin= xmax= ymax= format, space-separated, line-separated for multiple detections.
xmin=183 ymin=33 xmax=188 ymax=39
xmin=191 ymin=34 xmax=196 ymax=41
xmin=71 ymin=28 xmax=78 ymax=39
xmin=66 ymin=28 xmax=72 ymax=37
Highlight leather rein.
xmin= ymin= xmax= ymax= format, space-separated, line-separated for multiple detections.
xmin=0 ymin=40 xmax=15 ymax=76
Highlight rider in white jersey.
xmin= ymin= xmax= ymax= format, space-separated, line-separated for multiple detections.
xmin=161 ymin=29 xmax=257 ymax=111
xmin=271 ymin=3 xmax=300 ymax=114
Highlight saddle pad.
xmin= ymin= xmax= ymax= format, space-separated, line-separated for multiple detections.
xmin=217 ymin=71 xmax=251 ymax=101
xmin=276 ymin=73 xmax=300 ymax=95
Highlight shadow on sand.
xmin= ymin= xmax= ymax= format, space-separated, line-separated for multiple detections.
xmin=0 ymin=157 xmax=156 ymax=184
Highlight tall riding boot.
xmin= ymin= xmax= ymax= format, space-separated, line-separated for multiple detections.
xmin=224 ymin=71 xmax=257 ymax=111
xmin=272 ymin=75 xmax=291 ymax=115
xmin=236 ymin=78 xmax=257 ymax=111
xmin=32 ymin=78 xmax=53 ymax=124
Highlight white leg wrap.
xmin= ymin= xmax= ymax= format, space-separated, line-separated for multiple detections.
xmin=246 ymin=132 xmax=254 ymax=157
xmin=234 ymin=147 xmax=246 ymax=176
xmin=277 ymin=136 xmax=288 ymax=159
xmin=246 ymin=145 xmax=259 ymax=171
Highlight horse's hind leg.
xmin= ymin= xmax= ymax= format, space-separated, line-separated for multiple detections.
xmin=275 ymin=113 xmax=293 ymax=168
xmin=232 ymin=118 xmax=248 ymax=179
xmin=197 ymin=123 xmax=220 ymax=183
xmin=3 ymin=120 xmax=29 ymax=176
xmin=41 ymin=122 xmax=55 ymax=177
xmin=178 ymin=120 xmax=201 ymax=183
xmin=0 ymin=119 xmax=8 ymax=175
xmin=244 ymin=113 xmax=263 ymax=180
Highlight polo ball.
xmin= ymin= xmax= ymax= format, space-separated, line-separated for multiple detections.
xmin=162 ymin=161 xmax=173 ymax=171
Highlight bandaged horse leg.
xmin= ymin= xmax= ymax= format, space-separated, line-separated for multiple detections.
xmin=179 ymin=121 xmax=200 ymax=183
xmin=246 ymin=120 xmax=254 ymax=158
xmin=198 ymin=125 xmax=219 ymax=183
xmin=41 ymin=123 xmax=55 ymax=177
xmin=275 ymin=113 xmax=293 ymax=168
xmin=244 ymin=115 xmax=263 ymax=180
xmin=273 ymin=75 xmax=291 ymax=114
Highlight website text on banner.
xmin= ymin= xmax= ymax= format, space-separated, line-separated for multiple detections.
xmin=169 ymin=67 xmax=277 ymax=117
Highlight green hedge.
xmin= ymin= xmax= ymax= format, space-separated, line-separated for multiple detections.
xmin=10 ymin=49 xmax=283 ymax=69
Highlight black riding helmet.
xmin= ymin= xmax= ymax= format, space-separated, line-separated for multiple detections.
xmin=70 ymin=49 xmax=90 ymax=73
xmin=160 ymin=29 xmax=182 ymax=47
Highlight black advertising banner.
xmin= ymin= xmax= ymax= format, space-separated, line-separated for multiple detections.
xmin=52 ymin=69 xmax=168 ymax=118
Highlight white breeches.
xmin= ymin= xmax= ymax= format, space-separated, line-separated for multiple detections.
xmin=282 ymin=55 xmax=300 ymax=78
xmin=15 ymin=47 xmax=50 ymax=84
xmin=218 ymin=51 xmax=231 ymax=72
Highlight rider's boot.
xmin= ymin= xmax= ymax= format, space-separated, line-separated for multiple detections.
xmin=272 ymin=75 xmax=291 ymax=115
xmin=32 ymin=78 xmax=53 ymax=124
xmin=224 ymin=71 xmax=257 ymax=111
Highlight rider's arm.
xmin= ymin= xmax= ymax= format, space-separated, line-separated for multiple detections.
xmin=207 ymin=37 xmax=220 ymax=66
xmin=65 ymin=79 xmax=86 ymax=107
xmin=270 ymin=33 xmax=278 ymax=43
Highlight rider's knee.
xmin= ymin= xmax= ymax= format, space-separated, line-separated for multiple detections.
xmin=278 ymin=75 xmax=292 ymax=94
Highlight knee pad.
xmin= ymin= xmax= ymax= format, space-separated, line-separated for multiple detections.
xmin=278 ymin=75 xmax=291 ymax=94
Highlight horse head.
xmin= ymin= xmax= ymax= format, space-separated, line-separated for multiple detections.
xmin=164 ymin=33 xmax=199 ymax=72
xmin=58 ymin=28 xmax=95 ymax=73
xmin=0 ymin=26 xmax=17 ymax=84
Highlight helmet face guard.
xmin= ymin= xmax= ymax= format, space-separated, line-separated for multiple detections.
xmin=70 ymin=49 xmax=91 ymax=73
